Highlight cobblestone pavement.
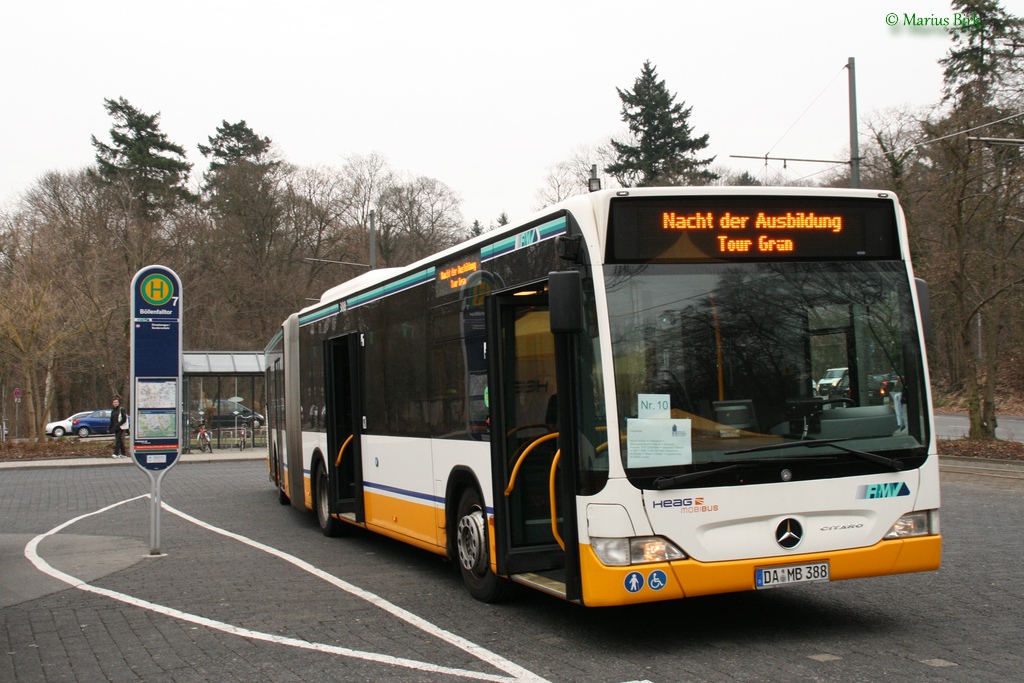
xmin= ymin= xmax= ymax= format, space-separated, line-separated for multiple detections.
xmin=3 ymin=452 xmax=1024 ymax=683
xmin=0 ymin=454 xmax=546 ymax=683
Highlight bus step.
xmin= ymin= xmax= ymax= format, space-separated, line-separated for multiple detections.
xmin=511 ymin=570 xmax=566 ymax=598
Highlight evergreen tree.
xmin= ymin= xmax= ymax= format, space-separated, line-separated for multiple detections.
xmin=198 ymin=120 xmax=276 ymax=175
xmin=90 ymin=97 xmax=195 ymax=217
xmin=918 ymin=0 xmax=1024 ymax=439
xmin=606 ymin=61 xmax=717 ymax=187
xmin=733 ymin=171 xmax=762 ymax=186
xmin=197 ymin=119 xmax=285 ymax=334
xmin=940 ymin=0 xmax=1023 ymax=102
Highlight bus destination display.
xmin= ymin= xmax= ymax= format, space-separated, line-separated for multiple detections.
xmin=608 ymin=196 xmax=900 ymax=263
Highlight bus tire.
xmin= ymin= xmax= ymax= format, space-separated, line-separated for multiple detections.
xmin=455 ymin=487 xmax=512 ymax=603
xmin=315 ymin=459 xmax=342 ymax=537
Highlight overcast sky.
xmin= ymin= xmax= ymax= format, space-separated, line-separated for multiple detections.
xmin=1 ymin=1 xmax=959 ymax=225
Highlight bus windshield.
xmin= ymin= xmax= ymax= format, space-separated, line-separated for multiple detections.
xmin=604 ymin=261 xmax=930 ymax=487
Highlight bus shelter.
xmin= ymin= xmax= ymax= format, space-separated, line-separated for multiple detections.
xmin=182 ymin=351 xmax=265 ymax=452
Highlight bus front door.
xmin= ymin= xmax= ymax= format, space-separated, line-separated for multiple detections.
xmin=324 ymin=332 xmax=365 ymax=524
xmin=487 ymin=292 xmax=579 ymax=600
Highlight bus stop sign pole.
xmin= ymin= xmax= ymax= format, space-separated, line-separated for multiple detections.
xmin=129 ymin=265 xmax=183 ymax=555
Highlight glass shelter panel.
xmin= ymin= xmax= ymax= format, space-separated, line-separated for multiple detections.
xmin=183 ymin=372 xmax=265 ymax=451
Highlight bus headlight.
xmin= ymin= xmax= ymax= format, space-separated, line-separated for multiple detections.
xmin=883 ymin=510 xmax=938 ymax=539
xmin=591 ymin=537 xmax=687 ymax=566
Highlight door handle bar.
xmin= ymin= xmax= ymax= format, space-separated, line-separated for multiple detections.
xmin=335 ymin=433 xmax=354 ymax=467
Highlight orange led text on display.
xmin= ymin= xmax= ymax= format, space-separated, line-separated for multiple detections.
xmin=662 ymin=211 xmax=843 ymax=255
xmin=439 ymin=259 xmax=479 ymax=290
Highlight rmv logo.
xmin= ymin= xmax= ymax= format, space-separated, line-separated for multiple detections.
xmin=517 ymin=228 xmax=540 ymax=248
xmin=856 ymin=482 xmax=911 ymax=499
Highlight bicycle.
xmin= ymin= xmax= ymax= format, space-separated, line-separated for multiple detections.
xmin=197 ymin=423 xmax=213 ymax=453
xmin=237 ymin=422 xmax=248 ymax=450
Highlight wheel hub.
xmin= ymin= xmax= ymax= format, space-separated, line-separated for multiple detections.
xmin=457 ymin=509 xmax=486 ymax=573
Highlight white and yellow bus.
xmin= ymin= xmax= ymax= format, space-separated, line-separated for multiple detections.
xmin=265 ymin=187 xmax=940 ymax=606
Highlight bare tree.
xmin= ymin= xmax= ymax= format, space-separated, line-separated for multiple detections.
xmin=0 ymin=186 xmax=95 ymax=439
xmin=535 ymin=143 xmax=618 ymax=210
xmin=375 ymin=176 xmax=466 ymax=267
xmin=916 ymin=0 xmax=1024 ymax=438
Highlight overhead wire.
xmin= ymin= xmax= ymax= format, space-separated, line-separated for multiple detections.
xmin=740 ymin=54 xmax=1024 ymax=186
xmin=765 ymin=64 xmax=848 ymax=158
xmin=788 ymin=108 xmax=1024 ymax=184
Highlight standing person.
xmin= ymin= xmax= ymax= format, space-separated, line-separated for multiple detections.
xmin=109 ymin=397 xmax=128 ymax=458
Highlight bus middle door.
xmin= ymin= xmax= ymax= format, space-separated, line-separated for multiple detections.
xmin=487 ymin=288 xmax=579 ymax=600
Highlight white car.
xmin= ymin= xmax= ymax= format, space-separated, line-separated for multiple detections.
xmin=46 ymin=411 xmax=92 ymax=438
xmin=816 ymin=367 xmax=849 ymax=397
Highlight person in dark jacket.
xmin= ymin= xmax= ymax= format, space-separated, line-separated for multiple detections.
xmin=109 ymin=397 xmax=128 ymax=458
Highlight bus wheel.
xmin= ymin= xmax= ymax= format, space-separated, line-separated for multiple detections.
xmin=455 ymin=488 xmax=512 ymax=603
xmin=315 ymin=460 xmax=342 ymax=537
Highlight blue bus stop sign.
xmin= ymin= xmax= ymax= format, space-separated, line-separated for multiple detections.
xmin=130 ymin=265 xmax=183 ymax=472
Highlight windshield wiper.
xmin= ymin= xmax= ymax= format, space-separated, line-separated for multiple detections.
xmin=724 ymin=438 xmax=851 ymax=456
xmin=725 ymin=438 xmax=904 ymax=471
xmin=823 ymin=443 xmax=905 ymax=470
xmin=651 ymin=463 xmax=757 ymax=489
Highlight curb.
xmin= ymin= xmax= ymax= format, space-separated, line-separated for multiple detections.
xmin=0 ymin=448 xmax=267 ymax=469
xmin=938 ymin=454 xmax=1024 ymax=476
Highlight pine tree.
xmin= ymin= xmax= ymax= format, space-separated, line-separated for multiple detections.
xmin=921 ymin=0 xmax=1023 ymax=439
xmin=197 ymin=120 xmax=284 ymax=298
xmin=606 ymin=61 xmax=717 ymax=187
xmin=90 ymin=97 xmax=195 ymax=217
xmin=198 ymin=120 xmax=276 ymax=176
xmin=940 ymin=0 xmax=1023 ymax=102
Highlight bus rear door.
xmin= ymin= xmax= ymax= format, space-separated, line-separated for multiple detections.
xmin=324 ymin=332 xmax=365 ymax=524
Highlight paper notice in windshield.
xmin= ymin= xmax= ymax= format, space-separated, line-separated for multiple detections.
xmin=626 ymin=418 xmax=693 ymax=468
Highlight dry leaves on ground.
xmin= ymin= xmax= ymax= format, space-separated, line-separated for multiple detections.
xmin=935 ymin=438 xmax=1024 ymax=461
xmin=0 ymin=440 xmax=111 ymax=461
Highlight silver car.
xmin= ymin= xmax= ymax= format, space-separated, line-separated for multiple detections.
xmin=46 ymin=411 xmax=93 ymax=438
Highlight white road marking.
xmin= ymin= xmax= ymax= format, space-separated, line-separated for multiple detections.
xmin=25 ymin=495 xmax=549 ymax=683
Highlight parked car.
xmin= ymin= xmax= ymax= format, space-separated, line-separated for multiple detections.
xmin=192 ymin=400 xmax=264 ymax=430
xmin=46 ymin=411 xmax=93 ymax=438
xmin=816 ymin=367 xmax=849 ymax=397
xmin=71 ymin=409 xmax=114 ymax=437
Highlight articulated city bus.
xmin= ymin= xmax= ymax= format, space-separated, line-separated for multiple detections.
xmin=265 ymin=187 xmax=940 ymax=606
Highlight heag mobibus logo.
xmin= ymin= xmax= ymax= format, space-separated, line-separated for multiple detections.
xmin=651 ymin=497 xmax=719 ymax=513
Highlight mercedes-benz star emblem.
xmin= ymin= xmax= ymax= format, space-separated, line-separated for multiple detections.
xmin=775 ymin=518 xmax=803 ymax=549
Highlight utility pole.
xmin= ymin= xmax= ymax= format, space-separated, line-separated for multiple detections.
xmin=369 ymin=209 xmax=377 ymax=270
xmin=732 ymin=57 xmax=864 ymax=185
xmin=847 ymin=57 xmax=860 ymax=189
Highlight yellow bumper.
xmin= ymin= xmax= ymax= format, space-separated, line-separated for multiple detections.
xmin=578 ymin=535 xmax=942 ymax=607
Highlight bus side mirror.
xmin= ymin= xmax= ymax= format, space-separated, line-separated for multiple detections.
xmin=915 ymin=278 xmax=932 ymax=345
xmin=549 ymin=271 xmax=583 ymax=333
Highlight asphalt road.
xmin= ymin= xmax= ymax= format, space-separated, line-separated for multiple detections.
xmin=933 ymin=413 xmax=1024 ymax=441
xmin=1 ymin=457 xmax=1021 ymax=682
